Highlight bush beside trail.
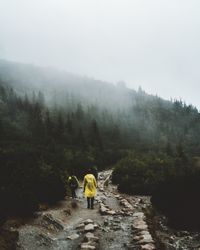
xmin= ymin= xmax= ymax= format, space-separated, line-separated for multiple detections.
xmin=112 ymin=151 xmax=179 ymax=195
xmin=0 ymin=145 xmax=67 ymax=215
xmin=112 ymin=151 xmax=200 ymax=229
xmin=151 ymin=172 xmax=200 ymax=230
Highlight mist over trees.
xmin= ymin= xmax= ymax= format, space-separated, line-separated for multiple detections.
xmin=1 ymin=60 xmax=200 ymax=228
xmin=1 ymin=59 xmax=200 ymax=155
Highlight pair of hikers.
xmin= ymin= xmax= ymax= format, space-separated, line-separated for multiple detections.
xmin=68 ymin=168 xmax=97 ymax=209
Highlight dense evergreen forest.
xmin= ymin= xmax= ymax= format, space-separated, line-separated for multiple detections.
xmin=1 ymin=60 xmax=200 ymax=228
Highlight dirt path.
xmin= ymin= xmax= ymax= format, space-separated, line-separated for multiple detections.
xmin=16 ymin=170 xmax=156 ymax=250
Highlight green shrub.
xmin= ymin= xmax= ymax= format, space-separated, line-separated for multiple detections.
xmin=112 ymin=151 xmax=173 ymax=194
xmin=151 ymin=170 xmax=200 ymax=230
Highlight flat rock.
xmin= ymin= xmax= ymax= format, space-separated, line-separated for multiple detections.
xmin=137 ymin=233 xmax=154 ymax=244
xmin=141 ymin=243 xmax=156 ymax=250
xmin=95 ymin=197 xmax=101 ymax=202
xmin=76 ymin=223 xmax=85 ymax=230
xmin=141 ymin=234 xmax=153 ymax=241
xmin=132 ymin=221 xmax=148 ymax=230
xmin=133 ymin=212 xmax=145 ymax=219
xmin=41 ymin=213 xmax=64 ymax=231
xmin=106 ymin=210 xmax=116 ymax=215
xmin=85 ymin=232 xmax=95 ymax=238
xmin=36 ymin=233 xmax=53 ymax=245
xmin=133 ymin=218 xmax=146 ymax=224
xmin=133 ymin=235 xmax=142 ymax=241
xmin=100 ymin=206 xmax=108 ymax=214
xmin=81 ymin=243 xmax=96 ymax=249
xmin=124 ymin=202 xmax=133 ymax=208
xmin=138 ymin=231 xmax=150 ymax=236
xmin=84 ymin=219 xmax=94 ymax=224
xmin=119 ymin=211 xmax=125 ymax=215
xmin=120 ymin=199 xmax=127 ymax=204
xmin=85 ymin=232 xmax=99 ymax=242
xmin=67 ymin=233 xmax=79 ymax=240
xmin=128 ymin=212 xmax=134 ymax=216
xmin=139 ymin=238 xmax=154 ymax=244
xmin=85 ymin=224 xmax=95 ymax=232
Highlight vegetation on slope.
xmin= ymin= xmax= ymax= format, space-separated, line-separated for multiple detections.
xmin=1 ymin=60 xmax=200 ymax=229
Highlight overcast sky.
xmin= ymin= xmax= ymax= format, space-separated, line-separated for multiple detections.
xmin=0 ymin=0 xmax=200 ymax=108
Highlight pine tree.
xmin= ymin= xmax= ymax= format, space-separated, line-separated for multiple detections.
xmin=89 ymin=119 xmax=103 ymax=149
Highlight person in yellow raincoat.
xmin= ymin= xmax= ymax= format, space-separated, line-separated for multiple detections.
xmin=83 ymin=169 xmax=97 ymax=209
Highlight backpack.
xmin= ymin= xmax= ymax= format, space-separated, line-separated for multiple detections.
xmin=69 ymin=176 xmax=78 ymax=188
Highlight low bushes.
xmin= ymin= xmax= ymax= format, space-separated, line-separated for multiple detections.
xmin=112 ymin=151 xmax=175 ymax=195
xmin=112 ymin=151 xmax=200 ymax=229
xmin=151 ymin=172 xmax=200 ymax=230
xmin=0 ymin=145 xmax=67 ymax=216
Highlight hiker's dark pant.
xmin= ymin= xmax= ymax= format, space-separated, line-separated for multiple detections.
xmin=71 ymin=187 xmax=77 ymax=198
xmin=87 ymin=197 xmax=94 ymax=209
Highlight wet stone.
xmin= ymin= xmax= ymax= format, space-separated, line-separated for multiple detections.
xmin=120 ymin=199 xmax=127 ymax=204
xmin=36 ymin=233 xmax=53 ymax=245
xmin=133 ymin=224 xmax=148 ymax=230
xmin=85 ymin=224 xmax=95 ymax=232
xmin=137 ymin=232 xmax=154 ymax=244
xmin=140 ymin=243 xmax=156 ymax=250
xmin=85 ymin=232 xmax=99 ymax=242
xmin=81 ymin=242 xmax=96 ymax=249
xmin=139 ymin=238 xmax=154 ymax=244
xmin=85 ymin=232 xmax=94 ymax=238
xmin=106 ymin=210 xmax=116 ymax=215
xmin=133 ymin=235 xmax=142 ymax=241
xmin=41 ymin=213 xmax=64 ymax=231
xmin=100 ymin=206 xmax=108 ymax=214
xmin=84 ymin=219 xmax=94 ymax=224
xmin=139 ymin=231 xmax=152 ymax=237
xmin=95 ymin=197 xmax=101 ymax=203
xmin=126 ymin=211 xmax=133 ymax=216
xmin=132 ymin=218 xmax=148 ymax=231
xmin=67 ymin=233 xmax=79 ymax=240
xmin=133 ymin=212 xmax=145 ymax=219
xmin=76 ymin=223 xmax=85 ymax=230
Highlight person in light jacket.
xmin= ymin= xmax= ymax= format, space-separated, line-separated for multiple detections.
xmin=83 ymin=169 xmax=97 ymax=209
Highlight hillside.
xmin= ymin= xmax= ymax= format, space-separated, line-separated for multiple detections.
xmin=1 ymin=60 xmax=200 ymax=232
xmin=0 ymin=59 xmax=136 ymax=110
xmin=0 ymin=59 xmax=200 ymax=155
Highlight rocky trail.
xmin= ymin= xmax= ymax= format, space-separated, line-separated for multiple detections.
xmin=14 ymin=170 xmax=156 ymax=250
xmin=3 ymin=170 xmax=200 ymax=250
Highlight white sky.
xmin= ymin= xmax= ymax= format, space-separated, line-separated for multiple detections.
xmin=0 ymin=0 xmax=200 ymax=108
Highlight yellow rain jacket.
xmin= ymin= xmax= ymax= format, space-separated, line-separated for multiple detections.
xmin=83 ymin=174 xmax=97 ymax=198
